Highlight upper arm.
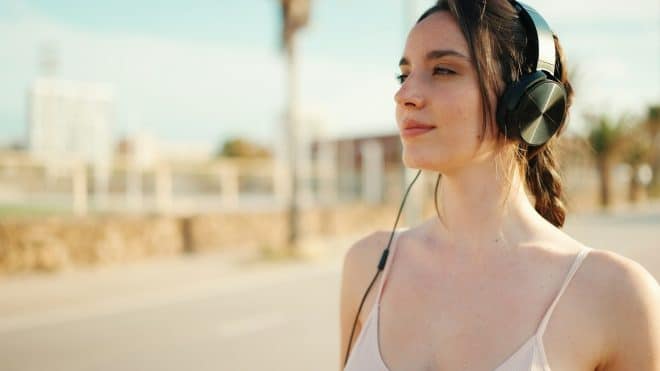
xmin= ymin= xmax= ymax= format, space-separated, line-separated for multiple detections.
xmin=602 ymin=254 xmax=660 ymax=370
xmin=338 ymin=231 xmax=386 ymax=370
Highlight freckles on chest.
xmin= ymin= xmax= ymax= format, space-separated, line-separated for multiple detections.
xmin=387 ymin=263 xmax=534 ymax=325
xmin=380 ymin=281 xmax=533 ymax=370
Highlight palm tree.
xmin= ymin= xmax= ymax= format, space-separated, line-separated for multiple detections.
xmin=585 ymin=113 xmax=631 ymax=208
xmin=622 ymin=129 xmax=651 ymax=203
xmin=644 ymin=105 xmax=660 ymax=191
xmin=279 ymin=0 xmax=310 ymax=252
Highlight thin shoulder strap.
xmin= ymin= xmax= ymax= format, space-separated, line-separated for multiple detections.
xmin=375 ymin=230 xmax=404 ymax=304
xmin=537 ymin=246 xmax=592 ymax=335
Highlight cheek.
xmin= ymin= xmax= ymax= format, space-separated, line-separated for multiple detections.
xmin=433 ymin=82 xmax=483 ymax=139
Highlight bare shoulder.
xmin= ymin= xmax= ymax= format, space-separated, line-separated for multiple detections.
xmin=338 ymin=230 xmax=396 ymax=367
xmin=343 ymin=230 xmax=389 ymax=264
xmin=579 ymin=248 xmax=660 ymax=370
xmin=341 ymin=230 xmax=393 ymax=298
xmin=583 ymin=248 xmax=659 ymax=312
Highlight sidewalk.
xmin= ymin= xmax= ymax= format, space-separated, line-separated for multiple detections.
xmin=0 ymin=233 xmax=358 ymax=333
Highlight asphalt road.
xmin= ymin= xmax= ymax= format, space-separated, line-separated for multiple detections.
xmin=0 ymin=205 xmax=658 ymax=371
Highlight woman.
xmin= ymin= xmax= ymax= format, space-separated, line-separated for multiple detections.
xmin=339 ymin=1 xmax=660 ymax=370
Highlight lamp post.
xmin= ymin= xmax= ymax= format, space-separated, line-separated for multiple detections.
xmin=279 ymin=0 xmax=310 ymax=253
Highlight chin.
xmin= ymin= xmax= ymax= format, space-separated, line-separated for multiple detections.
xmin=402 ymin=146 xmax=468 ymax=174
xmin=402 ymin=149 xmax=442 ymax=172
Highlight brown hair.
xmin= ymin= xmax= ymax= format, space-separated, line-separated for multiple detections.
xmin=420 ymin=0 xmax=574 ymax=227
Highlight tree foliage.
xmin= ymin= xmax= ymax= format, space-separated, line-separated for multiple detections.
xmin=280 ymin=0 xmax=310 ymax=50
xmin=219 ymin=138 xmax=271 ymax=158
xmin=585 ymin=113 xmax=630 ymax=160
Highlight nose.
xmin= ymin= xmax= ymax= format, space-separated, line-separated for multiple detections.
xmin=394 ymin=75 xmax=425 ymax=109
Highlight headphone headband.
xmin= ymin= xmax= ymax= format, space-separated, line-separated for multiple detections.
xmin=512 ymin=1 xmax=556 ymax=75
xmin=497 ymin=1 xmax=567 ymax=147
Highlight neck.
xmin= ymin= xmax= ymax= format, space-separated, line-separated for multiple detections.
xmin=433 ymin=158 xmax=544 ymax=252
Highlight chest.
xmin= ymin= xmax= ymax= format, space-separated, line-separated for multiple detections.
xmin=379 ymin=269 xmax=542 ymax=369
xmin=359 ymin=253 xmax=600 ymax=371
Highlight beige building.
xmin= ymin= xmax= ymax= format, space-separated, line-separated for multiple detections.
xmin=28 ymin=77 xmax=114 ymax=168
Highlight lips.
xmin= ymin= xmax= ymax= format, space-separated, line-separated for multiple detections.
xmin=402 ymin=119 xmax=435 ymax=130
xmin=401 ymin=119 xmax=436 ymax=138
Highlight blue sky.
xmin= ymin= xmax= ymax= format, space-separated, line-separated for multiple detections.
xmin=0 ymin=0 xmax=658 ymax=153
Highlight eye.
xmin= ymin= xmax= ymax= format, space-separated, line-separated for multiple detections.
xmin=433 ymin=66 xmax=455 ymax=75
xmin=396 ymin=67 xmax=456 ymax=85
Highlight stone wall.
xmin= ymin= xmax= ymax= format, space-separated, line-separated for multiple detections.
xmin=0 ymin=216 xmax=183 ymax=274
xmin=0 ymin=203 xmax=401 ymax=275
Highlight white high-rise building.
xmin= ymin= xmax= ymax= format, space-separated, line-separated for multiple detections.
xmin=27 ymin=77 xmax=114 ymax=168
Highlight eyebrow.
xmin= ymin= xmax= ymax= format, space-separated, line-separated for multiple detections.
xmin=398 ymin=49 xmax=469 ymax=66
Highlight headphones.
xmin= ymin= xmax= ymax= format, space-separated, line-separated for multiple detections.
xmin=496 ymin=1 xmax=567 ymax=147
xmin=343 ymin=1 xmax=565 ymax=368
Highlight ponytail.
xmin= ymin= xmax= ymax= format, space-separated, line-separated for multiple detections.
xmin=523 ymin=34 xmax=573 ymax=228
xmin=524 ymin=141 xmax=566 ymax=227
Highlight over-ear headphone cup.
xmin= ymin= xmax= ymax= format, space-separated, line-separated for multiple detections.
xmin=497 ymin=71 xmax=546 ymax=139
xmin=496 ymin=71 xmax=567 ymax=146
xmin=517 ymin=79 xmax=566 ymax=145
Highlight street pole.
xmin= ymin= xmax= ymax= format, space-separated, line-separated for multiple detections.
xmin=279 ymin=0 xmax=310 ymax=254
xmin=285 ymin=35 xmax=300 ymax=253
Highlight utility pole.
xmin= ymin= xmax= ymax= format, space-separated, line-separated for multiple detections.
xmin=279 ymin=0 xmax=310 ymax=254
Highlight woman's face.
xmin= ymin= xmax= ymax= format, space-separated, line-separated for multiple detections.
xmin=395 ymin=11 xmax=498 ymax=174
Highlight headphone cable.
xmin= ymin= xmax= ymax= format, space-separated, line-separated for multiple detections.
xmin=343 ymin=168 xmax=423 ymax=367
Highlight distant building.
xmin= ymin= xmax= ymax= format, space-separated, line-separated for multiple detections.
xmin=311 ymin=131 xmax=402 ymax=171
xmin=116 ymin=132 xmax=159 ymax=170
xmin=311 ymin=131 xmax=404 ymax=203
xmin=27 ymin=77 xmax=114 ymax=167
